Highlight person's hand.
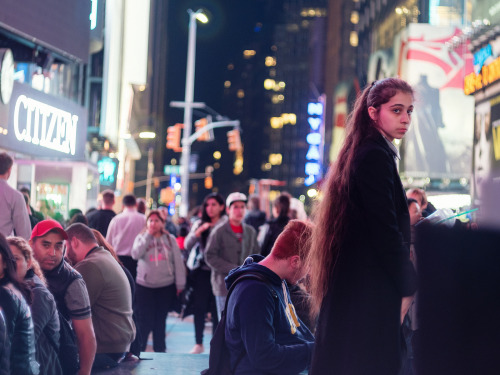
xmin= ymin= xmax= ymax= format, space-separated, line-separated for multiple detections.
xmin=196 ymin=222 xmax=212 ymax=237
xmin=401 ymin=295 xmax=414 ymax=324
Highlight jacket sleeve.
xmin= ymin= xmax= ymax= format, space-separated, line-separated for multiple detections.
xmin=12 ymin=192 xmax=31 ymax=240
xmin=131 ymin=232 xmax=152 ymax=260
xmin=105 ymin=217 xmax=116 ymax=245
xmin=205 ymin=226 xmax=238 ymax=275
xmin=168 ymin=234 xmax=186 ymax=290
xmin=355 ymin=148 xmax=417 ymax=297
xmin=234 ymin=282 xmax=314 ymax=374
xmin=183 ymin=220 xmax=201 ymax=252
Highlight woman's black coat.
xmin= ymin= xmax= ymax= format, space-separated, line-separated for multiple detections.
xmin=310 ymin=133 xmax=417 ymax=375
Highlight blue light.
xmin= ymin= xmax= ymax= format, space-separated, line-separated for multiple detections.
xmin=306 ymin=145 xmax=321 ymax=161
xmin=304 ymin=175 xmax=317 ymax=186
xmin=305 ymin=162 xmax=321 ymax=176
xmin=97 ymin=157 xmax=117 ymax=186
xmin=168 ymin=202 xmax=175 ymax=216
xmin=170 ymin=175 xmax=177 ymax=187
xmin=307 ymin=102 xmax=323 ymax=116
xmin=306 ymin=132 xmax=322 ymax=146
xmin=308 ymin=117 xmax=321 ymax=131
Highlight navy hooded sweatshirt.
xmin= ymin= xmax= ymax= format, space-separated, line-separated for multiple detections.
xmin=224 ymin=255 xmax=315 ymax=375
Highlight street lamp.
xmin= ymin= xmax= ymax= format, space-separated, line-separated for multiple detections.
xmin=179 ymin=8 xmax=208 ymax=217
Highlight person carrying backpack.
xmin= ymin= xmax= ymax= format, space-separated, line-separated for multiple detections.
xmin=203 ymin=220 xmax=315 ymax=375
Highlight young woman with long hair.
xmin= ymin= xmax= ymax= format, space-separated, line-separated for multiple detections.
xmin=7 ymin=236 xmax=62 ymax=375
xmin=131 ymin=210 xmax=186 ymax=352
xmin=308 ymin=78 xmax=418 ymax=375
xmin=0 ymin=233 xmax=38 ymax=374
xmin=184 ymin=193 xmax=226 ymax=354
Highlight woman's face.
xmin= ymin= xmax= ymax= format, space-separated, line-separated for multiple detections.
xmin=473 ymin=102 xmax=492 ymax=200
xmin=205 ymin=198 xmax=224 ymax=220
xmin=9 ymin=245 xmax=30 ymax=280
xmin=147 ymin=214 xmax=164 ymax=235
xmin=369 ymin=91 xmax=414 ymax=142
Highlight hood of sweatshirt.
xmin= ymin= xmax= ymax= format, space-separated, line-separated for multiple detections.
xmin=225 ymin=254 xmax=282 ymax=291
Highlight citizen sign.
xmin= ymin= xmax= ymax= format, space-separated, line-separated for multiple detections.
xmin=13 ymin=94 xmax=78 ymax=155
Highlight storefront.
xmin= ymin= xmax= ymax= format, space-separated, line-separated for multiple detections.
xmin=0 ymin=78 xmax=98 ymax=220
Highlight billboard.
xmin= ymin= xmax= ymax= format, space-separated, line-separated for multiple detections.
xmin=369 ymin=24 xmax=475 ymax=180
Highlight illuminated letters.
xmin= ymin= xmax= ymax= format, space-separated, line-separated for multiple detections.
xmin=13 ymin=95 xmax=79 ymax=155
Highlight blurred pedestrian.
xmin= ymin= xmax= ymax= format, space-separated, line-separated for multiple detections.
xmin=260 ymin=194 xmax=290 ymax=257
xmin=184 ymin=193 xmax=226 ymax=354
xmin=87 ymin=190 xmax=116 ymax=237
xmin=308 ymin=78 xmax=417 ymax=375
xmin=131 ymin=210 xmax=186 ymax=352
xmin=243 ymin=194 xmax=266 ymax=232
xmin=7 ymin=236 xmax=62 ymax=375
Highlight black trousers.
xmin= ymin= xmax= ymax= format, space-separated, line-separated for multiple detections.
xmin=135 ymin=283 xmax=176 ymax=352
xmin=191 ymin=269 xmax=218 ymax=345
xmin=118 ymin=256 xmax=138 ymax=282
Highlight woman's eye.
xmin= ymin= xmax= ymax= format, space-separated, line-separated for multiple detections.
xmin=393 ymin=109 xmax=401 ymax=113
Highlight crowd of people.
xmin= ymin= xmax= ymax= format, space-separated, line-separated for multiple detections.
xmin=0 ymin=77 xmax=476 ymax=375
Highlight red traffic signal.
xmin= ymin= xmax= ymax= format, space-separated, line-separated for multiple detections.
xmin=195 ymin=117 xmax=211 ymax=141
xmin=166 ymin=124 xmax=183 ymax=152
xmin=227 ymin=129 xmax=242 ymax=152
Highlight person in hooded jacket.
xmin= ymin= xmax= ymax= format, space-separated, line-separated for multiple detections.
xmin=224 ymin=220 xmax=315 ymax=375
xmin=131 ymin=210 xmax=186 ymax=352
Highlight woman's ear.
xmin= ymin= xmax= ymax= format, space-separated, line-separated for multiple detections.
xmin=368 ymin=106 xmax=378 ymax=122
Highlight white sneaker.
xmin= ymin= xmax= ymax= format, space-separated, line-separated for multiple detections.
xmin=189 ymin=344 xmax=204 ymax=354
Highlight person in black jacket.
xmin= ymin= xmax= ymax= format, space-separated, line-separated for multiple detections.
xmin=260 ymin=194 xmax=290 ymax=257
xmin=308 ymin=78 xmax=417 ymax=375
xmin=0 ymin=233 xmax=39 ymax=374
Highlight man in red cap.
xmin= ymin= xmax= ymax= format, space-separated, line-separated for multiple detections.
xmin=30 ymin=220 xmax=96 ymax=375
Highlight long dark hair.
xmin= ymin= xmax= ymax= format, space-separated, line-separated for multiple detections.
xmin=200 ymin=193 xmax=226 ymax=246
xmin=0 ymin=233 xmax=31 ymax=303
xmin=307 ymin=78 xmax=414 ymax=316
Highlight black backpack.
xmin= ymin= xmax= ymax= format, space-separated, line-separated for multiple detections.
xmin=200 ymin=273 xmax=277 ymax=375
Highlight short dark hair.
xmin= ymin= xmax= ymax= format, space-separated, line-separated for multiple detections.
xmin=122 ymin=194 xmax=137 ymax=207
xmin=273 ymin=194 xmax=290 ymax=218
xmin=101 ymin=190 xmax=115 ymax=206
xmin=20 ymin=187 xmax=31 ymax=197
xmin=0 ymin=152 xmax=13 ymax=175
xmin=66 ymin=223 xmax=97 ymax=245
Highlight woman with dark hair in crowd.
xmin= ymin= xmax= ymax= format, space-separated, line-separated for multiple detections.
xmin=0 ymin=233 xmax=38 ymax=374
xmin=131 ymin=210 xmax=186 ymax=353
xmin=7 ymin=236 xmax=62 ymax=375
xmin=308 ymin=78 xmax=417 ymax=375
xmin=260 ymin=193 xmax=291 ymax=257
xmin=184 ymin=193 xmax=226 ymax=354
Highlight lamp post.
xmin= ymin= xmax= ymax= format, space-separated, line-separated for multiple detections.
xmin=179 ymin=9 xmax=208 ymax=217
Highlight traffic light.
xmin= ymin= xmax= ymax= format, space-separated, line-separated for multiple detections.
xmin=166 ymin=123 xmax=183 ymax=152
xmin=227 ymin=129 xmax=242 ymax=151
xmin=195 ymin=116 xmax=212 ymax=141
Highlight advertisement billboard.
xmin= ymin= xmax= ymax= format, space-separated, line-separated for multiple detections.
xmin=368 ymin=24 xmax=475 ymax=180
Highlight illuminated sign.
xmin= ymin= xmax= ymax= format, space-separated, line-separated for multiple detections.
xmin=474 ymin=44 xmax=493 ymax=74
xmin=2 ymin=82 xmax=87 ymax=160
xmin=464 ymin=55 xmax=500 ymax=95
xmin=13 ymin=95 xmax=79 ymax=155
xmin=305 ymin=100 xmax=324 ymax=186
xmin=97 ymin=157 xmax=118 ymax=188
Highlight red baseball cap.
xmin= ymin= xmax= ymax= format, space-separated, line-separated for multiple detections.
xmin=30 ymin=219 xmax=68 ymax=240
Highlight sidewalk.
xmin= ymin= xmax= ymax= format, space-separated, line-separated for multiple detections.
xmin=144 ymin=313 xmax=213 ymax=354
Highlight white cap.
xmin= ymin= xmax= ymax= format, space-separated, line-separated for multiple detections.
xmin=226 ymin=192 xmax=247 ymax=207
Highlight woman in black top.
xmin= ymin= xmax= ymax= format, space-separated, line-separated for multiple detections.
xmin=308 ymin=78 xmax=418 ymax=375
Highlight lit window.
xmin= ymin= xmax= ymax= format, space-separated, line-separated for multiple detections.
xmin=243 ymin=50 xmax=256 ymax=58
xmin=265 ymin=56 xmax=276 ymax=67
xmin=237 ymin=89 xmax=245 ymax=98
xmin=264 ymin=79 xmax=276 ymax=90
xmin=351 ymin=11 xmax=359 ymax=24
xmin=224 ymin=81 xmax=231 ymax=88
xmin=350 ymin=31 xmax=359 ymax=47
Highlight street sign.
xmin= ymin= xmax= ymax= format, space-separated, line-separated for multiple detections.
xmin=164 ymin=165 xmax=181 ymax=175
